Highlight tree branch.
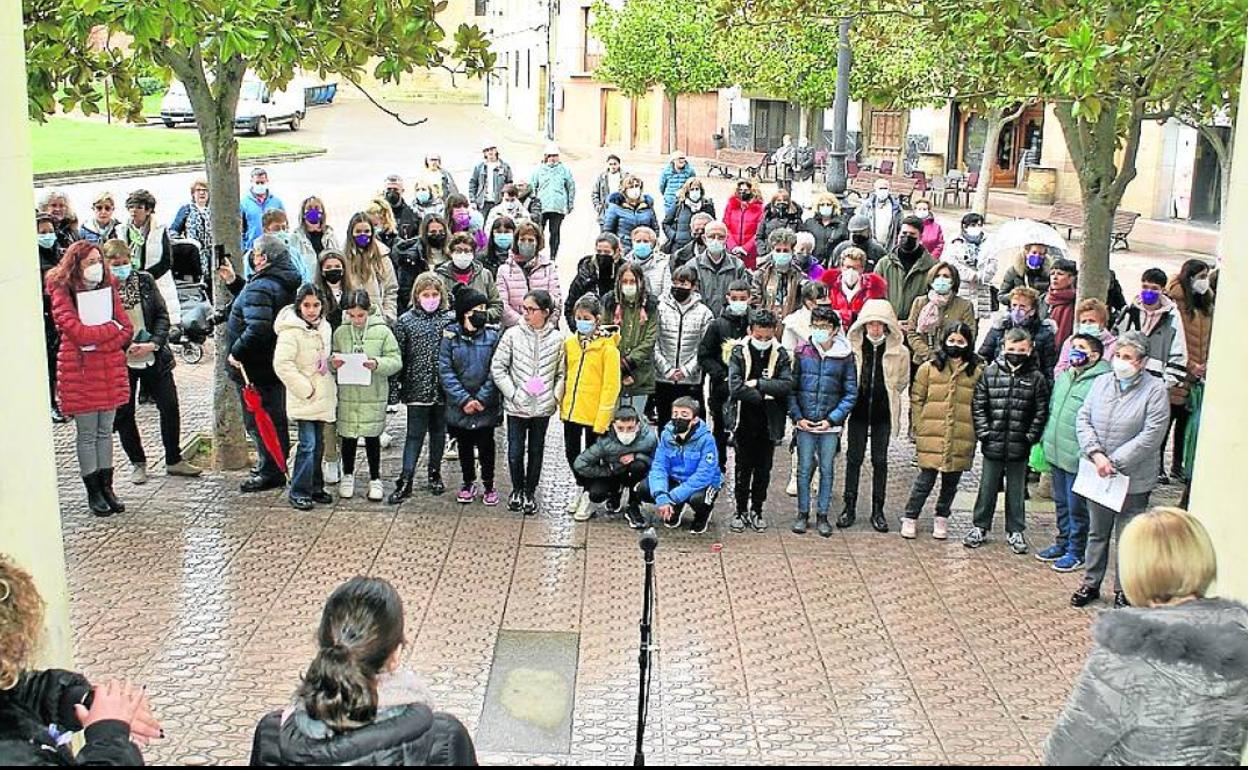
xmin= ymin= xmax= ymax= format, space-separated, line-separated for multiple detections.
xmin=1109 ymin=100 xmax=1145 ymax=201
xmin=348 ymin=79 xmax=430 ymax=127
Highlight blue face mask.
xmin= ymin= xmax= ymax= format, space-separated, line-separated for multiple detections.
xmin=1078 ymin=322 xmax=1102 ymax=337
xmin=576 ymin=318 xmax=596 ymax=336
xmin=632 ymin=242 xmax=653 ymax=260
xmin=932 ymin=277 xmax=953 ymax=295
xmin=493 ymin=233 xmax=514 ymax=250
xmin=111 ymin=264 xmax=133 ymax=281
xmin=415 ymin=190 xmax=432 ymax=204
xmin=1068 ymin=349 xmax=1089 ymax=368
xmin=771 ymin=251 xmax=793 ymax=268
xmin=811 ymin=329 xmax=831 ymax=346
xmin=37 ymin=233 xmax=57 ymax=250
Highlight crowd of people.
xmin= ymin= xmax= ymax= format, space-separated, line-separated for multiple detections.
xmin=36 ymin=143 xmax=1218 ymax=608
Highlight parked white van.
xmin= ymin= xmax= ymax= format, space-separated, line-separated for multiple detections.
xmin=160 ymin=76 xmax=307 ymax=135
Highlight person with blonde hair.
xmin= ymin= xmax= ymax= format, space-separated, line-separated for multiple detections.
xmin=37 ymin=188 xmax=80 ymax=249
xmin=1046 ymin=507 xmax=1248 ymax=765
xmin=341 ymin=211 xmax=399 ymax=324
xmin=79 ymin=191 xmax=121 ymax=244
xmin=801 ymin=191 xmax=846 ymax=267
xmin=365 ymin=196 xmax=399 ymax=252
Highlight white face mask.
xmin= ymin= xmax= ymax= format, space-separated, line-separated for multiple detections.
xmin=1112 ymin=358 xmax=1139 ymax=381
xmin=252 ymin=183 xmax=268 ymax=197
xmin=687 ymin=189 xmax=703 ymax=202
xmin=621 ymin=283 xmax=638 ymax=298
xmin=1192 ymin=277 xmax=1211 ymax=295
xmin=965 ymin=226 xmax=983 ymax=239
xmin=875 ymin=188 xmax=890 ymax=201
xmin=616 ymin=429 xmax=638 ymax=445
xmin=867 ymin=331 xmax=886 ymax=345
xmin=841 ymin=267 xmax=860 ymax=286
xmin=625 ymin=187 xmax=642 ymax=201
xmin=84 ymin=263 xmax=104 ymax=284
xmin=916 ymin=209 xmax=931 ymax=219
xmin=452 ymin=252 xmax=475 ymax=270
xmin=750 ymin=337 xmax=770 ymax=351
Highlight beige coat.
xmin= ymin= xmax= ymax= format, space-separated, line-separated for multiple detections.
xmin=911 ymin=356 xmax=982 ymax=472
xmin=847 ymin=299 xmax=910 ymax=435
xmin=273 ymin=306 xmax=338 ymax=422
xmin=906 ymin=263 xmax=978 ymax=365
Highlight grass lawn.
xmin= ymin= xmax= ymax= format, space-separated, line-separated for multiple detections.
xmin=31 ymin=117 xmax=321 ymax=175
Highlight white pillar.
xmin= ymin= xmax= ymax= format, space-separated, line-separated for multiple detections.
xmin=0 ymin=1 xmax=74 ymax=668
xmin=1189 ymin=30 xmax=1248 ymax=604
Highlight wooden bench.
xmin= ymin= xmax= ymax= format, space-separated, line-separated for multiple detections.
xmin=704 ymin=149 xmax=770 ymax=179
xmin=1043 ymin=203 xmax=1142 ymax=251
xmin=849 ymin=170 xmax=920 ymax=207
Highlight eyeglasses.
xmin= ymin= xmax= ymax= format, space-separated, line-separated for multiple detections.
xmin=94 ymin=204 xmax=114 ymax=211
xmin=452 ymin=250 xmax=474 ymax=257
xmin=521 ymin=305 xmax=543 ymax=314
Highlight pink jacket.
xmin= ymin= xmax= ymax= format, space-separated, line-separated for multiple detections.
xmin=920 ymin=218 xmax=945 ymax=260
xmin=496 ymin=254 xmax=563 ymax=327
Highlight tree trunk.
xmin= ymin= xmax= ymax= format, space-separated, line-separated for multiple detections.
xmin=163 ymin=49 xmax=251 ymax=470
xmin=667 ymin=90 xmax=679 ymax=154
xmin=973 ymin=113 xmax=1006 ymax=216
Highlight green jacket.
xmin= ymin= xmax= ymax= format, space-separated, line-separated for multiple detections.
xmin=602 ymin=291 xmax=659 ymax=396
xmin=874 ymin=249 xmax=936 ymax=322
xmin=1042 ymin=359 xmax=1111 ymax=473
xmin=332 ymin=313 xmax=402 ymax=438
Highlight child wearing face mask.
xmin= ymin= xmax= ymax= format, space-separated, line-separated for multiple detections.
xmin=998 ymin=243 xmax=1052 ymax=299
xmin=496 ymin=222 xmax=563 ymax=328
xmin=573 ymin=406 xmax=658 ymax=529
xmin=440 ymin=288 xmax=504 ymax=506
xmin=445 ymin=193 xmax=488 ymax=251
xmin=942 ymin=212 xmax=996 ymax=318
xmin=912 ymin=198 xmax=945 ymax=259
xmin=561 ymin=295 xmax=622 ymax=521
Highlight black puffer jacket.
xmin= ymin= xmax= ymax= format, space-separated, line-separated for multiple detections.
xmin=755 ymin=203 xmax=805 ymax=257
xmin=697 ymin=310 xmax=751 ymax=398
xmin=250 ymin=704 xmax=477 ymax=766
xmin=564 ymin=254 xmax=619 ymax=328
xmin=977 ymin=314 xmax=1059 ymax=383
xmin=225 ymin=253 xmax=302 ymax=385
xmin=972 ymin=354 xmax=1050 ymax=461
xmin=661 ymin=197 xmax=716 ymax=254
xmin=0 ymin=668 xmax=144 ymax=766
xmin=390 ymin=237 xmax=429 ymax=318
xmin=802 ymin=215 xmax=849 ymax=266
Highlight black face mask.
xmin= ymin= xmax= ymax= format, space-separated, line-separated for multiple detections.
xmin=943 ymin=342 xmax=968 ymax=358
xmin=738 ymin=191 xmax=753 ymax=201
xmin=774 ymin=203 xmax=788 ymax=213
xmin=1005 ymin=352 xmax=1030 ymax=369
xmin=322 ymin=269 xmax=344 ymax=285
xmin=852 ymin=232 xmax=869 ymax=246
xmin=468 ymin=311 xmax=488 ymax=329
xmin=385 ymin=190 xmax=403 ymax=208
xmin=899 ymin=235 xmax=920 ymax=252
xmin=671 ymin=417 xmax=692 ymax=436
xmin=671 ymin=286 xmax=692 ymax=304
xmin=427 ymin=233 xmax=447 ymax=248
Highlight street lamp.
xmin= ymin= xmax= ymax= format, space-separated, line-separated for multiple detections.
xmin=826 ymin=16 xmax=852 ymax=199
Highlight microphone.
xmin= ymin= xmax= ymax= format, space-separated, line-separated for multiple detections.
xmin=638 ymin=527 xmax=658 ymax=555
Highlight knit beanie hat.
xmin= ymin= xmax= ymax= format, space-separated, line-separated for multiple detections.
xmin=454 ymin=287 xmax=488 ymax=324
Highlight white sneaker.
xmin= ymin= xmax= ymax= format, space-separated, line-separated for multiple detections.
xmin=900 ymin=518 xmax=917 ymax=539
xmin=444 ymin=437 xmax=458 ymax=460
xmin=130 ymin=462 xmax=148 ymax=485
xmin=932 ymin=517 xmax=949 ymax=540
xmin=379 ymin=431 xmax=393 ymax=449
xmin=573 ymin=493 xmax=595 ymax=521
xmin=368 ymin=479 xmax=384 ymax=501
xmin=339 ymin=476 xmax=355 ymax=499
xmin=322 ymin=460 xmax=341 ymax=484
xmin=786 ymin=464 xmax=798 ymax=497
xmin=566 ymin=489 xmax=584 ymax=513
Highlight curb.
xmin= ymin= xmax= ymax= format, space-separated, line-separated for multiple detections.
xmin=35 ymin=148 xmax=327 ymax=187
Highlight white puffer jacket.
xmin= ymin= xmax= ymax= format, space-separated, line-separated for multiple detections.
xmin=273 ymin=306 xmax=338 ymax=422
xmin=490 ymin=319 xmax=568 ymax=418
xmin=654 ymin=292 xmax=714 ymax=383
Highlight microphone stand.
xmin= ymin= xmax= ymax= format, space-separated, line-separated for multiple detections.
xmin=634 ymin=526 xmax=658 ymax=767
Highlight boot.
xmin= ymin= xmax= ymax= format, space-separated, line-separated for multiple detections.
xmin=84 ymin=472 xmax=112 ymax=516
xmin=816 ymin=514 xmax=833 ymax=538
xmin=869 ymin=499 xmax=888 ymax=533
xmin=836 ymin=497 xmax=856 ymax=529
xmin=99 ymin=468 xmax=125 ymax=513
xmin=791 ymin=513 xmax=809 ymax=535
xmin=387 ymin=472 xmax=414 ymax=504
xmin=1035 ymin=472 xmax=1053 ymax=500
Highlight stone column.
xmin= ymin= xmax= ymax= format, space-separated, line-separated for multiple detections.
xmin=0 ymin=2 xmax=74 ymax=668
xmin=1189 ymin=31 xmax=1248 ymax=604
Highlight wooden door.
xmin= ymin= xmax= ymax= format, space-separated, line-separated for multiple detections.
xmin=603 ymin=89 xmax=627 ymax=147
xmin=674 ymin=92 xmax=719 ymax=157
xmin=864 ymin=107 xmax=907 ymax=168
xmin=632 ymin=93 xmax=655 ymax=149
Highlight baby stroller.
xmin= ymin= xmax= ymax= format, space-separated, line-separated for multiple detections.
xmin=169 ymin=238 xmax=215 ymax=364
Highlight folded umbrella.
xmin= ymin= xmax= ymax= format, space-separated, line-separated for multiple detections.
xmin=240 ymin=367 xmax=288 ymax=476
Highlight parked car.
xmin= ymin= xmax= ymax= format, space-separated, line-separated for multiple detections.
xmin=161 ymin=77 xmax=308 ymax=136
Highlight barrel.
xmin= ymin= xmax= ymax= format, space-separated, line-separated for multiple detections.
xmin=1027 ymin=166 xmax=1058 ymax=205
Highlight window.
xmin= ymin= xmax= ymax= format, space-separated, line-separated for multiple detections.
xmin=475 ymin=0 xmax=487 ymax=15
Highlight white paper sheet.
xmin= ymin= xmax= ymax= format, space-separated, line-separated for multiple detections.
xmin=1073 ymin=458 xmax=1129 ymax=513
xmin=77 ymin=288 xmax=113 ymax=325
xmin=336 ymin=353 xmax=372 ymax=386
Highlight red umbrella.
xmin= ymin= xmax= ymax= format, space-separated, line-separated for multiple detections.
xmin=240 ymin=367 xmax=288 ymax=476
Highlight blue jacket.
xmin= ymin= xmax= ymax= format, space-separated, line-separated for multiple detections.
xmin=225 ymin=253 xmax=302 ymax=386
xmin=439 ymin=324 xmax=503 ymax=430
xmin=658 ymin=162 xmax=697 ymax=210
xmin=648 ymin=420 xmax=722 ymax=507
xmin=529 ymin=162 xmax=577 ymax=215
xmin=240 ymin=192 xmax=285 ymax=252
xmin=602 ymin=193 xmax=660 ymax=252
xmin=788 ymin=336 xmax=859 ymax=425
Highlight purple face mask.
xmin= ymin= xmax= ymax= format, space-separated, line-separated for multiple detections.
xmin=1026 ymin=254 xmax=1045 ymax=270
xmin=353 ymin=232 xmax=373 ymax=248
xmin=304 ymin=209 xmax=323 ymax=225
xmin=453 ymin=211 xmax=471 ymax=227
xmin=1140 ymin=289 xmax=1161 ymax=306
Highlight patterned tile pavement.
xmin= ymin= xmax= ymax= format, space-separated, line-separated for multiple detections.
xmin=51 ymin=352 xmax=1183 ymax=765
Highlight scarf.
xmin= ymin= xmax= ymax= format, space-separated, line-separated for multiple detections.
xmin=119 ymin=274 xmax=143 ymax=310
xmin=126 ymin=222 xmax=147 ymax=268
xmin=1046 ymin=286 xmax=1077 ymax=342
xmin=916 ymin=290 xmax=951 ymax=335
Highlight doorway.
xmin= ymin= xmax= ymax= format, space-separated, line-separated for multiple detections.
xmin=751 ymin=99 xmax=800 ymax=154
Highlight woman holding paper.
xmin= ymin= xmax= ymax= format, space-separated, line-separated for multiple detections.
xmin=46 ymin=240 xmax=134 ymax=516
xmin=1071 ymin=331 xmax=1171 ymax=609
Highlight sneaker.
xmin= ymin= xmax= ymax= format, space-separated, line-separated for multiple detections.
xmin=427 ymin=472 xmax=445 ymax=495
xmin=339 ymin=477 xmax=355 ymax=499
xmin=572 ymin=493 xmax=594 ymax=521
xmin=1035 ymin=544 xmax=1066 ymax=562
xmin=379 ymin=431 xmax=393 ymax=450
xmin=1007 ymin=532 xmax=1029 ymax=555
xmin=129 ymin=462 xmax=149 ymax=485
xmin=522 ymin=492 xmax=538 ymax=516
xmin=605 ymin=494 xmax=622 ymax=516
xmin=566 ymin=490 xmax=584 ymax=513
xmin=625 ymin=504 xmax=646 ymax=530
xmin=457 ymin=483 xmax=477 ymax=504
xmin=290 ymin=496 xmax=314 ymax=511
xmin=444 ymin=438 xmax=459 ymax=461
xmin=691 ymin=508 xmax=712 ymax=534
xmin=508 ymin=490 xmax=524 ymax=512
xmin=963 ymin=527 xmax=987 ymax=548
xmin=932 ymin=517 xmax=949 ymax=540
xmin=1051 ymin=553 xmax=1084 ymax=573
xmin=900 ymin=518 xmax=917 ymax=539
xmin=368 ymin=480 xmax=384 ymax=501
xmin=1071 ymin=585 xmax=1099 ymax=607
xmin=729 ymin=513 xmax=747 ymax=532
xmin=1113 ymin=591 xmax=1131 ymax=609
xmin=786 ymin=467 xmax=798 ymax=497
xmin=748 ymin=511 xmax=768 ymax=532
xmin=51 ymin=407 xmax=70 ymax=424
xmin=166 ymin=460 xmax=203 ymax=477
xmin=791 ymin=514 xmax=809 ymax=535
xmin=664 ymin=505 xmax=685 ymax=529
xmin=323 ymin=461 xmax=341 ymax=484
xmin=311 ymin=490 xmax=334 ymax=505
xmin=241 ymin=474 xmax=285 ymax=493
xmin=483 ymin=488 xmax=500 ymax=507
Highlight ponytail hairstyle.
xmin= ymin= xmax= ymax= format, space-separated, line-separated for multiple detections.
xmin=298 ymin=577 xmax=405 ymax=730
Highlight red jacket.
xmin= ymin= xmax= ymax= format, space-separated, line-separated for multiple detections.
xmin=821 ymin=268 xmax=888 ymax=330
xmin=723 ymin=196 xmax=765 ymax=270
xmin=49 ymin=280 xmax=133 ymax=417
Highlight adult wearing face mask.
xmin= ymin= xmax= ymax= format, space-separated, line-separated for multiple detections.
xmin=469 ymin=143 xmax=513 ymax=221
xmin=911 ymin=198 xmax=944 ymax=259
xmin=480 ymin=214 xmax=518 ymax=275
xmin=240 ymin=167 xmax=284 ymax=253
xmin=658 ymin=150 xmax=697 ymax=212
xmin=691 ymin=221 xmax=746 ymax=319
xmin=484 ymin=183 xmax=538 ymax=234
xmin=857 ymin=179 xmax=902 ymax=249
xmin=874 ymin=215 xmax=936 ymax=328
xmin=795 ymin=232 xmax=822 ymax=280
xmin=906 ymin=263 xmax=977 ymax=367
xmin=1037 ymin=333 xmax=1111 ymax=574
xmin=37 ymin=215 xmax=66 ymax=422
xmin=802 ymin=193 xmax=848 ymax=267
xmin=592 ymin=154 xmax=625 ymax=226
xmin=433 ymin=233 xmax=504 ymax=325
xmin=38 ymin=188 xmax=81 ymax=249
xmin=751 ymin=228 xmax=805 ymax=320
xmin=662 ymin=178 xmax=716 ymax=255
xmin=566 ymin=233 xmax=622 ymax=328
xmin=603 ymin=175 xmax=659 ymax=252
xmin=978 ymin=286 xmax=1058 ymax=382
xmin=381 ymin=175 xmax=422 ymax=239
xmin=723 ymin=179 xmax=765 ymax=270
xmin=409 ymin=180 xmax=445 ymax=221
xmin=755 ymin=190 xmax=804 ymax=258
xmin=1054 ymin=298 xmax=1117 ymax=377
xmin=843 ymin=299 xmax=909 ymax=532
xmin=998 ymin=243 xmax=1052 ymax=300
xmin=698 ymin=279 xmax=755 ymax=473
xmin=630 ymin=226 xmax=671 ymax=302
xmin=831 ymin=213 xmax=887 ymax=271
xmin=496 ymin=221 xmax=563 ymax=328
xmin=821 ymin=247 xmax=888 ymax=330
xmin=291 ymin=196 xmax=339 ymax=265
xmin=1071 ymin=332 xmax=1171 ymax=609
xmin=671 ymin=212 xmax=715 ymax=271
xmin=942 ymin=212 xmax=996 ymax=319
xmin=529 ymin=143 xmax=576 ymax=259
xmin=1045 ymin=258 xmax=1079 ymax=347
xmin=1165 ymin=259 xmax=1215 ymax=484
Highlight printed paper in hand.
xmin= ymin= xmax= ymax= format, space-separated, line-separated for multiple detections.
xmin=336 ymin=353 xmax=372 ymax=386
xmin=77 ymin=288 xmax=113 ymax=325
xmin=1073 ymin=458 xmax=1129 ymax=513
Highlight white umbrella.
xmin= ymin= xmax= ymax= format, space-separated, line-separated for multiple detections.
xmin=982 ymin=218 xmax=1069 ymax=266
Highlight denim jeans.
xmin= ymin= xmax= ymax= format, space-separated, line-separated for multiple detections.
xmin=507 ymin=415 xmax=551 ymax=495
xmin=402 ymin=405 xmax=447 ymax=475
xmin=291 ymin=420 xmax=325 ymax=499
xmin=1051 ymin=466 xmax=1089 ymax=558
xmin=796 ymin=429 xmax=839 ymax=516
